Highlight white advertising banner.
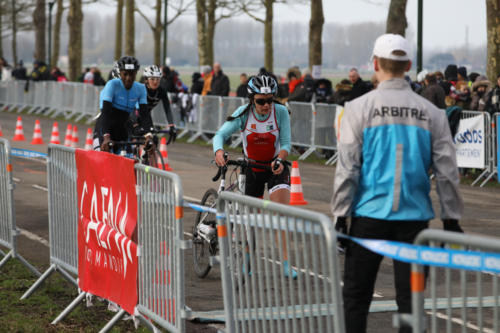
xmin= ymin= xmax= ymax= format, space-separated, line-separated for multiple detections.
xmin=453 ymin=114 xmax=485 ymax=169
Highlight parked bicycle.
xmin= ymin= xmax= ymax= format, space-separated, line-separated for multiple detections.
xmin=192 ymin=154 xmax=290 ymax=279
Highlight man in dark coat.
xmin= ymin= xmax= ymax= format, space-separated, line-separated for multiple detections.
xmin=348 ymin=68 xmax=371 ymax=100
xmin=420 ymin=73 xmax=446 ymax=109
xmin=210 ymin=62 xmax=230 ymax=96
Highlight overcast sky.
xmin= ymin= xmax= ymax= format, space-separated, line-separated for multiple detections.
xmin=86 ymin=0 xmax=486 ymax=50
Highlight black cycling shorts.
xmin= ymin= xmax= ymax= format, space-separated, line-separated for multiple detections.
xmin=244 ymin=165 xmax=291 ymax=198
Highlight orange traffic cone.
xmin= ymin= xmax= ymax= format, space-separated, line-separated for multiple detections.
xmin=84 ymin=128 xmax=93 ymax=150
xmin=12 ymin=116 xmax=26 ymax=141
xmin=159 ymin=137 xmax=172 ymax=171
xmin=71 ymin=126 xmax=79 ymax=148
xmin=31 ymin=119 xmax=44 ymax=144
xmin=49 ymin=122 xmax=60 ymax=144
xmin=289 ymin=161 xmax=308 ymax=205
xmin=0 ymin=123 xmax=3 ymax=137
xmin=64 ymin=124 xmax=73 ymax=147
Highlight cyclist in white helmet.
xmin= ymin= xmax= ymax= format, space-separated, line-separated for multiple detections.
xmin=130 ymin=65 xmax=176 ymax=141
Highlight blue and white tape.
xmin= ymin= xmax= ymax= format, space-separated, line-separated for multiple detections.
xmin=344 ymin=235 xmax=500 ymax=274
xmin=11 ymin=148 xmax=47 ymax=159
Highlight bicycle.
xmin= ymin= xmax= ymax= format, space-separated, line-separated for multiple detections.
xmin=107 ymin=127 xmax=176 ymax=168
xmin=192 ymin=154 xmax=290 ymax=279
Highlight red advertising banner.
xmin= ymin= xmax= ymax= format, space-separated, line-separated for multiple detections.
xmin=76 ymin=150 xmax=138 ymax=314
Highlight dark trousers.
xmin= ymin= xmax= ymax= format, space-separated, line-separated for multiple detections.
xmin=343 ymin=217 xmax=428 ymax=333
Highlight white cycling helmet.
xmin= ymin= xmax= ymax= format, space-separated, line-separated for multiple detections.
xmin=143 ymin=65 xmax=162 ymax=78
xmin=111 ymin=61 xmax=120 ymax=79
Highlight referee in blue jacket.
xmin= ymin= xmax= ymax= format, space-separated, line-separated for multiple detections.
xmin=331 ymin=34 xmax=464 ymax=333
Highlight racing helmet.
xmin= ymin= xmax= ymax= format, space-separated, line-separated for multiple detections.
xmin=110 ymin=61 xmax=120 ymax=79
xmin=143 ymin=65 xmax=162 ymax=78
xmin=117 ymin=56 xmax=140 ymax=72
xmin=247 ymin=75 xmax=278 ymax=96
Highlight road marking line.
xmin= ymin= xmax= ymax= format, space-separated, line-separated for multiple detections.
xmin=427 ymin=311 xmax=494 ymax=332
xmin=184 ymin=195 xmax=201 ymax=203
xmin=32 ymin=184 xmax=48 ymax=192
xmin=19 ymin=228 xmax=49 ymax=247
xmin=13 ymin=177 xmax=20 ymax=182
xmin=184 ymin=232 xmax=193 ymax=237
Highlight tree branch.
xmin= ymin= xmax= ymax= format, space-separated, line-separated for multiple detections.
xmin=135 ymin=6 xmax=154 ymax=29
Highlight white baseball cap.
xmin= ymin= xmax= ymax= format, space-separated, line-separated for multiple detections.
xmin=372 ymin=33 xmax=410 ymax=61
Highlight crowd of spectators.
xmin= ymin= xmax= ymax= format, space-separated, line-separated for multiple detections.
xmin=3 ymin=57 xmax=500 ymax=118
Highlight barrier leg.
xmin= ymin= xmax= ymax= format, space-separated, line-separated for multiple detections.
xmin=0 ymin=250 xmax=13 ymax=269
xmin=20 ymin=264 xmax=56 ymax=300
xmin=57 ymin=266 xmax=78 ymax=287
xmin=15 ymin=254 xmax=42 ymax=277
xmin=177 ymin=129 xmax=190 ymax=139
xmin=98 ymin=309 xmax=126 ymax=333
xmin=298 ymin=146 xmax=316 ymax=160
xmin=325 ymin=152 xmax=338 ymax=166
xmin=471 ymin=168 xmax=489 ymax=186
xmin=0 ymin=248 xmax=6 ymax=257
xmin=51 ymin=291 xmax=86 ymax=325
xmin=480 ymin=170 xmax=497 ymax=187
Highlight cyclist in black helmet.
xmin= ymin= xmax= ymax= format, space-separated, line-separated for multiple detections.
xmin=93 ymin=56 xmax=150 ymax=153
xmin=129 ymin=65 xmax=176 ymax=141
xmin=213 ymin=74 xmax=297 ymax=279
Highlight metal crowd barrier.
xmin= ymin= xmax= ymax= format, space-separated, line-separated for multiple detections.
xmin=135 ymin=164 xmax=190 ymax=333
xmin=216 ymin=191 xmax=345 ymax=333
xmin=21 ymin=144 xmax=79 ymax=300
xmin=406 ymin=230 xmax=500 ymax=332
xmin=0 ymin=138 xmax=40 ymax=276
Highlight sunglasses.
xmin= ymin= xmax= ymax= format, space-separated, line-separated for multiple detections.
xmin=254 ymin=97 xmax=274 ymax=106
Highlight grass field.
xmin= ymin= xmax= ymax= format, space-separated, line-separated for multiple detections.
xmin=0 ymin=260 xmax=152 ymax=332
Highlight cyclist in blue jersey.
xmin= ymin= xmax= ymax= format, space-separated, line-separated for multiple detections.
xmin=93 ymin=56 xmax=150 ymax=153
xmin=213 ymin=74 xmax=297 ymax=278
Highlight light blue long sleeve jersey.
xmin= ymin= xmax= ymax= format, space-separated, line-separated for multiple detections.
xmin=213 ymin=103 xmax=291 ymax=154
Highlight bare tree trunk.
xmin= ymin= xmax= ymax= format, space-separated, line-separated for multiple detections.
xmin=0 ymin=0 xmax=3 ymax=58
xmin=33 ymin=0 xmax=47 ymax=62
xmin=308 ymin=0 xmax=324 ymax=74
xmin=67 ymin=0 xmax=83 ymax=81
xmin=264 ymin=0 xmax=273 ymax=73
xmin=51 ymin=0 xmax=63 ymax=67
xmin=115 ymin=0 xmax=124 ymax=60
xmin=486 ymin=0 xmax=500 ymax=82
xmin=154 ymin=0 xmax=162 ymax=65
xmin=206 ymin=0 xmax=216 ymax=66
xmin=11 ymin=0 xmax=17 ymax=65
xmin=125 ymin=0 xmax=135 ymax=56
xmin=386 ymin=0 xmax=407 ymax=36
xmin=196 ymin=0 xmax=208 ymax=66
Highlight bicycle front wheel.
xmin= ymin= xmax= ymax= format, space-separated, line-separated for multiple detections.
xmin=192 ymin=188 xmax=218 ymax=278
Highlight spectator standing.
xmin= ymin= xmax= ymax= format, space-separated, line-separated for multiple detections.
xmin=50 ymin=67 xmax=68 ymax=82
xmin=470 ymin=75 xmax=492 ymax=111
xmin=332 ymin=33 xmax=463 ymax=333
xmin=452 ymin=81 xmax=471 ymax=109
xmin=457 ymin=66 xmax=469 ymax=85
xmin=191 ymin=72 xmax=204 ymax=94
xmin=93 ymin=68 xmax=106 ymax=86
xmin=348 ymin=68 xmax=371 ymax=100
xmin=12 ymin=60 xmax=27 ymax=80
xmin=420 ymin=73 xmax=446 ymax=109
xmin=0 ymin=57 xmax=12 ymax=81
xmin=201 ymin=65 xmax=212 ymax=96
xmin=333 ymin=79 xmax=352 ymax=106
xmin=83 ymin=66 xmax=95 ymax=84
xmin=236 ymin=73 xmax=249 ymax=98
xmin=315 ymin=78 xmax=334 ymax=103
xmin=487 ymin=73 xmax=500 ymax=115
xmin=210 ymin=62 xmax=230 ymax=96
xmin=30 ymin=60 xmax=51 ymax=81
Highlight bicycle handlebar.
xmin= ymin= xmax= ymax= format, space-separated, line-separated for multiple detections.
xmin=211 ymin=158 xmax=291 ymax=182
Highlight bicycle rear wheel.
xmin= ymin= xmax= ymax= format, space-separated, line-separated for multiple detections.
xmin=144 ymin=148 xmax=165 ymax=169
xmin=192 ymin=188 xmax=218 ymax=278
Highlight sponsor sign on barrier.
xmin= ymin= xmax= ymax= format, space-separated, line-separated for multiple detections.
xmin=454 ymin=114 xmax=485 ymax=168
xmin=10 ymin=148 xmax=47 ymax=159
xmin=76 ymin=150 xmax=138 ymax=314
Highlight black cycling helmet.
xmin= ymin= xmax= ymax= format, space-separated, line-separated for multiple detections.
xmin=117 ymin=56 xmax=140 ymax=72
xmin=247 ymin=75 xmax=278 ymax=96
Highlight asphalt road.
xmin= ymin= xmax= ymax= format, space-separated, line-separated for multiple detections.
xmin=1 ymin=110 xmax=500 ymax=332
